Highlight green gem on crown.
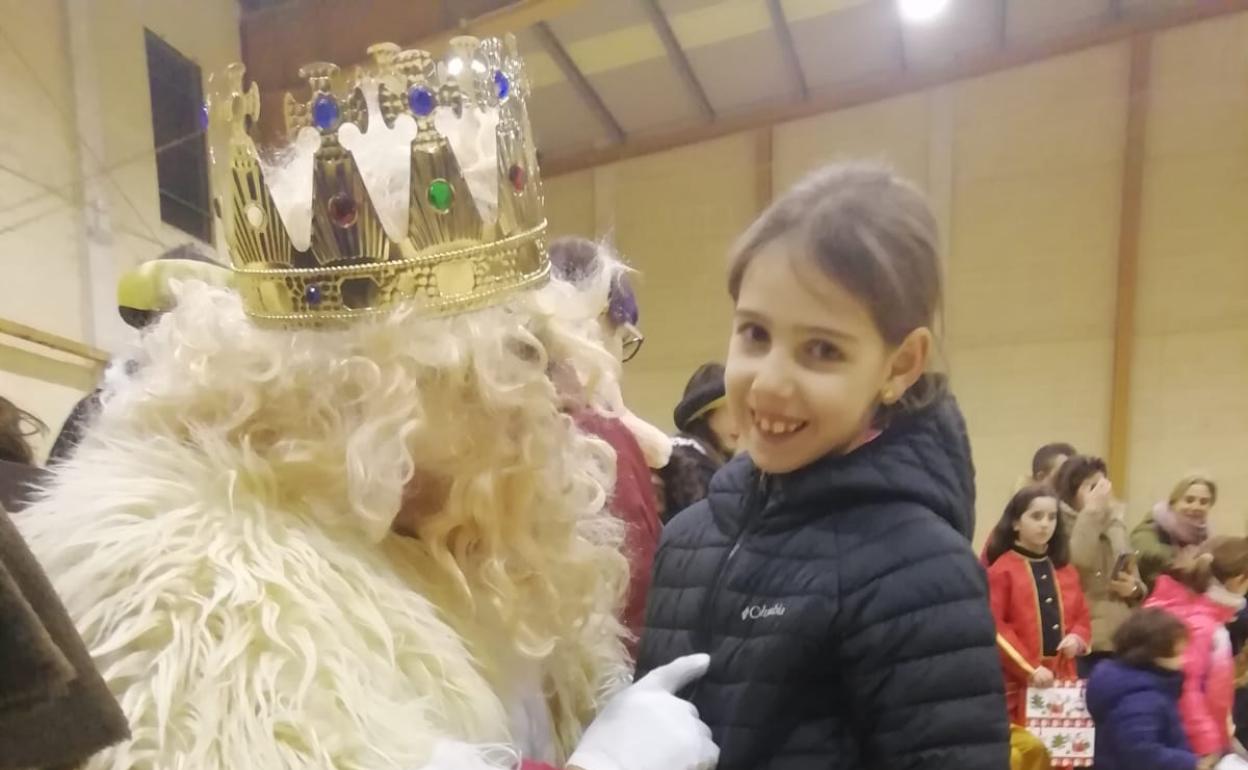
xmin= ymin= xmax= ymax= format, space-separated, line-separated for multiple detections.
xmin=428 ymin=179 xmax=454 ymax=212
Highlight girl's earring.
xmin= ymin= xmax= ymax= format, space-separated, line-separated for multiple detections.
xmin=881 ymin=387 xmax=895 ymax=405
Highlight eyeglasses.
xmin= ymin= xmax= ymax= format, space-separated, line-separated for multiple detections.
xmin=621 ymin=327 xmax=644 ymax=363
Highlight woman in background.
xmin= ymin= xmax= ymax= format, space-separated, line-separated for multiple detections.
xmin=1134 ymin=474 xmax=1218 ymax=591
xmin=659 ymin=362 xmax=738 ymax=523
xmin=1055 ymin=454 xmax=1146 ymax=678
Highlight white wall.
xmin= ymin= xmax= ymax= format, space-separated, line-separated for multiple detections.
xmin=0 ymin=0 xmax=240 ymax=459
xmin=545 ymin=13 xmax=1248 ymax=544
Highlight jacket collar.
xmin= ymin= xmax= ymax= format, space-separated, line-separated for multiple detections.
xmin=707 ymin=395 xmax=976 ymax=538
xmin=1011 ymin=544 xmax=1050 ymax=561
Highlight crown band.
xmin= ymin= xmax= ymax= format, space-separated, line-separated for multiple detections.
xmin=235 ymin=220 xmax=549 ymax=326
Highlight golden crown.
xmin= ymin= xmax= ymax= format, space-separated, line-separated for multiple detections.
xmin=207 ymin=35 xmax=548 ymax=326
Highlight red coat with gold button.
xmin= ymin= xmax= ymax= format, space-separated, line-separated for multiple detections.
xmin=988 ymin=548 xmax=1091 ymax=725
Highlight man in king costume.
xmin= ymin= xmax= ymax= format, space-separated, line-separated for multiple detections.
xmin=17 ymin=35 xmax=716 ymax=770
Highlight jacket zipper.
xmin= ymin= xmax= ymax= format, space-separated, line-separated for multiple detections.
xmin=696 ymin=471 xmax=770 ymax=655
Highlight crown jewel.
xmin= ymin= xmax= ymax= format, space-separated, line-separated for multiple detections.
xmin=208 ymin=34 xmax=549 ymax=326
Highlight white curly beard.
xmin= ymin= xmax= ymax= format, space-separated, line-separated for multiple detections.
xmin=18 ymin=436 xmax=521 ymax=769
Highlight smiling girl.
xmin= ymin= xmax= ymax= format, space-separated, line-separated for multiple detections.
xmin=637 ymin=162 xmax=1009 ymax=770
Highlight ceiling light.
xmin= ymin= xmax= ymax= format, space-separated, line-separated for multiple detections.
xmin=897 ymin=0 xmax=949 ymax=23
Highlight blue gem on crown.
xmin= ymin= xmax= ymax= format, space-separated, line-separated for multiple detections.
xmin=312 ymin=95 xmax=339 ymax=129
xmin=408 ymin=86 xmax=435 ymax=116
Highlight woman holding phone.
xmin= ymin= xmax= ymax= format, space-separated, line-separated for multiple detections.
xmin=1055 ymin=455 xmax=1148 ymax=677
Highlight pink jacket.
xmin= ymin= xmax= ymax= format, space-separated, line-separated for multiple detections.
xmin=1144 ymin=575 xmax=1242 ymax=754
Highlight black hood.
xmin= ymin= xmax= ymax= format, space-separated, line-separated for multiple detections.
xmin=708 ymin=394 xmax=977 ymax=539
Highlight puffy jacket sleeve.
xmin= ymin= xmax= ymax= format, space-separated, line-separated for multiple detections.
xmin=1106 ymin=692 xmax=1200 ymax=770
xmin=1178 ymin=625 xmax=1228 ymax=755
xmin=988 ymin=560 xmax=1037 ymax=684
xmin=839 ymin=508 xmax=1009 ymax=770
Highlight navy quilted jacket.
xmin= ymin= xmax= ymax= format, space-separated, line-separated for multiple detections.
xmin=1086 ymin=659 xmax=1197 ymax=770
xmin=636 ymin=396 xmax=1009 ymax=770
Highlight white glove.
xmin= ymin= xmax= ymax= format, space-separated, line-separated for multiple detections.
xmin=568 ymin=654 xmax=718 ymax=770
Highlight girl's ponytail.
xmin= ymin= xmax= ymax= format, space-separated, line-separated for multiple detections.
xmin=1167 ymin=550 xmax=1216 ymax=593
xmin=1167 ymin=536 xmax=1248 ymax=593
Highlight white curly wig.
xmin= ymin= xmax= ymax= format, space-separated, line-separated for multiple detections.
xmin=20 ymin=275 xmax=632 ymax=767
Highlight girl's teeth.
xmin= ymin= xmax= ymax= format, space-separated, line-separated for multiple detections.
xmin=757 ymin=418 xmax=801 ymax=435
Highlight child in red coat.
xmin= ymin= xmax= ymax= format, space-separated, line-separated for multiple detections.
xmin=987 ymin=484 xmax=1093 ymax=725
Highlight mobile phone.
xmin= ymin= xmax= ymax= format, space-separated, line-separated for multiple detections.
xmin=1113 ymin=551 xmax=1136 ymax=577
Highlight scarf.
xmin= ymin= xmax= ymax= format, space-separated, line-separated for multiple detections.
xmin=1207 ymin=580 xmax=1247 ymax=613
xmin=1153 ymin=500 xmax=1210 ymax=548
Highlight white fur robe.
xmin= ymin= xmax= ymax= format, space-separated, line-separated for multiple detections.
xmin=19 ymin=432 xmax=543 ymax=770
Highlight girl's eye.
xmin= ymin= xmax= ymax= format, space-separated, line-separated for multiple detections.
xmin=805 ymin=339 xmax=842 ymax=362
xmin=737 ymin=322 xmax=769 ymax=345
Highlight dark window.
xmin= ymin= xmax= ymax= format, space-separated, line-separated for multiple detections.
xmin=238 ymin=0 xmax=297 ymax=11
xmin=144 ymin=30 xmax=212 ymax=243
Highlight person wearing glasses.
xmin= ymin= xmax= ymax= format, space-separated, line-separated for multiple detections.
xmin=548 ymin=236 xmax=669 ymax=650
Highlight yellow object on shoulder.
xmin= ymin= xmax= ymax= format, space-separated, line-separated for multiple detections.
xmin=116 ymin=257 xmax=233 ymax=327
xmin=1011 ymin=725 xmax=1052 ymax=770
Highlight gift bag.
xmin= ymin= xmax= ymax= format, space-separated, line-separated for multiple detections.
xmin=1025 ymin=680 xmax=1094 ymax=768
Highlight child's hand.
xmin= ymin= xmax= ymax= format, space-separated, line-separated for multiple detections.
xmin=1199 ymin=756 xmax=1219 ymax=770
xmin=1057 ymin=635 xmax=1086 ymax=658
xmin=1031 ymin=666 xmax=1055 ymax=687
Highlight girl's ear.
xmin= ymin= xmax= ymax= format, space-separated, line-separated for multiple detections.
xmin=880 ymin=327 xmax=932 ymax=404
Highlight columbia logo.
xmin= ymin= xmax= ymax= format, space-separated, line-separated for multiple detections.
xmin=741 ymin=602 xmax=787 ymax=621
